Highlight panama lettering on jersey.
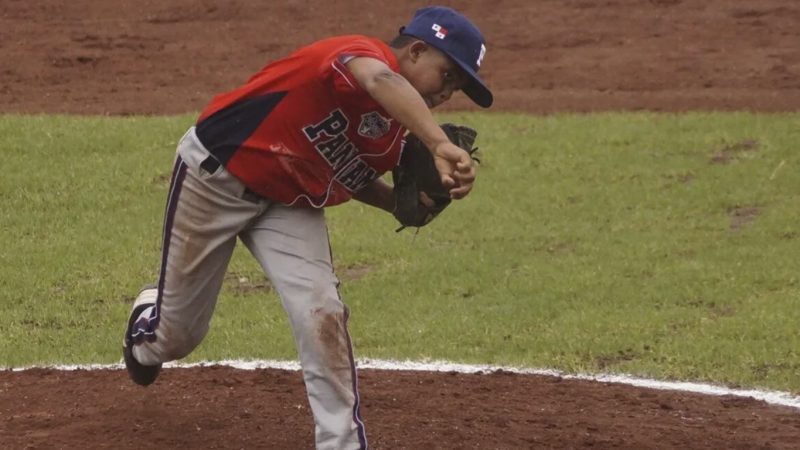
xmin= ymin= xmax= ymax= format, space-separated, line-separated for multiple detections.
xmin=303 ymin=109 xmax=377 ymax=193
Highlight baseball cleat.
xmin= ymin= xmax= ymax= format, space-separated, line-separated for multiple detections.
xmin=122 ymin=284 xmax=161 ymax=386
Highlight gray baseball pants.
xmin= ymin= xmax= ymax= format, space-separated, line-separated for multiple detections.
xmin=130 ymin=127 xmax=367 ymax=449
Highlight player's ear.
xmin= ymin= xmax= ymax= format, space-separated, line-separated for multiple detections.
xmin=408 ymin=40 xmax=429 ymax=63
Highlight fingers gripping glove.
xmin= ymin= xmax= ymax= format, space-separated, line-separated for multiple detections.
xmin=391 ymin=124 xmax=478 ymax=231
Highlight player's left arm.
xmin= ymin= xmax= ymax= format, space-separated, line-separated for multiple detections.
xmin=345 ymin=56 xmax=475 ymax=199
xmin=352 ymin=178 xmax=394 ymax=212
xmin=353 ymin=178 xmax=435 ymax=213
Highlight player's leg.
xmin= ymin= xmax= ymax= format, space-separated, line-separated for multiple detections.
xmin=123 ymin=128 xmax=265 ymax=385
xmin=240 ymin=205 xmax=367 ymax=450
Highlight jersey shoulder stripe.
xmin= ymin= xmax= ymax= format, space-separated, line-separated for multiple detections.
xmin=195 ymin=91 xmax=288 ymax=166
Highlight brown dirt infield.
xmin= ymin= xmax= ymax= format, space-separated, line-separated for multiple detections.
xmin=1 ymin=0 xmax=799 ymax=448
xmin=2 ymin=0 xmax=799 ymax=115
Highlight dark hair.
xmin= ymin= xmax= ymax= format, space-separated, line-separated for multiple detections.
xmin=389 ymin=34 xmax=419 ymax=49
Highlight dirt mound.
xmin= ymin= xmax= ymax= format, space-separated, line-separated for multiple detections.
xmin=3 ymin=367 xmax=799 ymax=449
xmin=1 ymin=0 xmax=798 ymax=115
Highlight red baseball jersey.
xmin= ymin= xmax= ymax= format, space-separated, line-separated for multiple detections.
xmin=195 ymin=35 xmax=405 ymax=207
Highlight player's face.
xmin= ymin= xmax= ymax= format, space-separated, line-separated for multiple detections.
xmin=403 ymin=42 xmax=468 ymax=109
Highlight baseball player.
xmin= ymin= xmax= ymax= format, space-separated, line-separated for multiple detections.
xmin=122 ymin=6 xmax=492 ymax=449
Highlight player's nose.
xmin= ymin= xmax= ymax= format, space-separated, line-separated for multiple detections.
xmin=439 ymin=88 xmax=453 ymax=103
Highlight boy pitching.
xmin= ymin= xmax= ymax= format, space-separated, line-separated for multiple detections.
xmin=122 ymin=6 xmax=492 ymax=449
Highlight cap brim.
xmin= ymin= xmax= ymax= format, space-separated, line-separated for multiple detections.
xmin=450 ymin=56 xmax=493 ymax=108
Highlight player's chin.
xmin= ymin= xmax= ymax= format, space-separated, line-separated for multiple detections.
xmin=428 ymin=95 xmax=449 ymax=109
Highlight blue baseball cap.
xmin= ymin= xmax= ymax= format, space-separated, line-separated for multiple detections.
xmin=399 ymin=6 xmax=493 ymax=108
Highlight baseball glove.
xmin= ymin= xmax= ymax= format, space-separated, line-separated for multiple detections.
xmin=392 ymin=124 xmax=478 ymax=231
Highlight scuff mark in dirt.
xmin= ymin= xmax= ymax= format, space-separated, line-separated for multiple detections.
xmin=710 ymin=139 xmax=759 ymax=165
xmin=226 ymin=273 xmax=272 ymax=295
xmin=595 ymin=348 xmax=638 ymax=370
xmin=709 ymin=304 xmax=737 ymax=319
xmin=649 ymin=0 xmax=683 ymax=6
xmin=152 ymin=171 xmax=172 ymax=188
xmin=728 ymin=205 xmax=761 ymax=232
xmin=336 ymin=264 xmax=373 ymax=282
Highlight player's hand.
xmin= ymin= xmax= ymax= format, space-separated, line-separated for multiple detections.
xmin=432 ymin=141 xmax=476 ymax=199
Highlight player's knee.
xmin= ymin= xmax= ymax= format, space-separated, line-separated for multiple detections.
xmin=310 ymin=294 xmax=346 ymax=321
xmin=290 ymin=272 xmax=341 ymax=306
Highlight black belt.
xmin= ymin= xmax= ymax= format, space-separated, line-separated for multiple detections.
xmin=200 ymin=155 xmax=221 ymax=174
xmin=199 ymin=155 xmax=265 ymax=203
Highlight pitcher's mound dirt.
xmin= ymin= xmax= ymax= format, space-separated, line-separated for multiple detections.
xmin=2 ymin=367 xmax=799 ymax=449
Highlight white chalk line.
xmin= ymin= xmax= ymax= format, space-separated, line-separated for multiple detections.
xmin=9 ymin=358 xmax=800 ymax=411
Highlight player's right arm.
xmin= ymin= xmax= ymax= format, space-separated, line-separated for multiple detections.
xmin=345 ymin=57 xmax=475 ymax=199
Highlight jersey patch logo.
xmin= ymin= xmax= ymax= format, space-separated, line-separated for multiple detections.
xmin=357 ymin=111 xmax=391 ymax=140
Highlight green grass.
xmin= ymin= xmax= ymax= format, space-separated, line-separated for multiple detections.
xmin=1 ymin=112 xmax=798 ymax=393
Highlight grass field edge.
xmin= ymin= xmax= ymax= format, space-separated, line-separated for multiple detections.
xmin=7 ymin=359 xmax=800 ymax=410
